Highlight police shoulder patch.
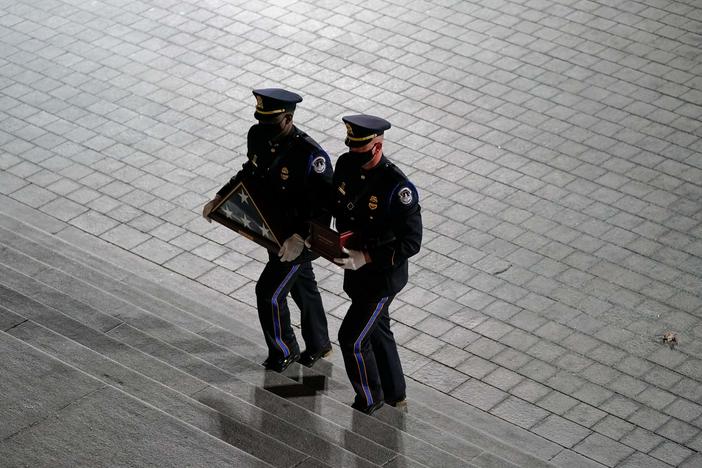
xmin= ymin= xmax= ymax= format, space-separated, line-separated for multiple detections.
xmin=312 ymin=155 xmax=327 ymax=174
xmin=398 ymin=186 xmax=413 ymax=205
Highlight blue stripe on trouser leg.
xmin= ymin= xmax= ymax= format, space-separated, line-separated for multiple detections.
xmin=353 ymin=296 xmax=388 ymax=406
xmin=271 ymin=264 xmax=300 ymax=357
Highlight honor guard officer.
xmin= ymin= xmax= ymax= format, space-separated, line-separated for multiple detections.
xmin=330 ymin=115 xmax=422 ymax=414
xmin=203 ymin=88 xmax=333 ymax=372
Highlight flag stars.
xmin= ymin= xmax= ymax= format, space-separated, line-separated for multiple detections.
xmin=240 ymin=214 xmax=252 ymax=228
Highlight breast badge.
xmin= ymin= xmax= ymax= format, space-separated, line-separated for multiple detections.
xmin=368 ymin=195 xmax=378 ymax=210
xmin=280 ymin=166 xmax=289 ymax=180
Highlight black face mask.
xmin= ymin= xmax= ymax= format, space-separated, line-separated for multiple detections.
xmin=344 ymin=149 xmax=375 ymax=170
xmin=257 ymin=121 xmax=285 ymax=142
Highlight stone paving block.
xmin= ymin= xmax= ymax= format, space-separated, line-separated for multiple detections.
xmin=509 ymin=378 xmax=551 ymax=404
xmin=634 ymin=385 xmax=678 ymax=412
xmin=456 ymin=355 xmax=499 ymax=380
xmin=414 ymin=314 xmax=455 ymax=337
xmin=162 ymin=251 xmax=214 ymax=280
xmin=492 ymin=347 xmax=533 ymax=371
xmin=617 ymin=452 xmax=671 ymax=468
xmin=588 ymin=343 xmax=628 ymax=367
xmin=430 ymin=344 xmax=471 ymax=369
xmin=465 ymin=336 xmax=507 ymax=360
xmin=649 ymin=441 xmax=694 ymax=467
xmin=0 ymin=171 xmax=29 ymax=195
xmin=499 ymin=328 xmax=539 ymax=352
xmin=572 ymin=382 xmax=614 ymax=407
xmin=663 ymin=398 xmax=702 ymax=424
xmin=643 ymin=365 xmax=684 ymax=392
xmin=38 ymin=196 xmax=87 ymax=222
xmin=537 ymin=391 xmax=581 ymax=416
xmin=197 ymin=266 xmax=250 ymax=295
xmin=565 ymin=403 xmax=608 ymax=429
xmin=131 ymin=236 xmax=183 ymax=265
xmin=473 ymin=317 xmax=514 ymax=340
xmin=101 ymin=223 xmax=151 ymax=250
xmin=451 ymin=378 xmax=508 ymax=412
xmin=574 ymin=432 xmax=635 ymax=467
xmin=395 ymin=345 xmax=430 ymax=375
xmin=69 ymin=210 xmax=120 ymax=236
xmin=655 ymin=418 xmax=699 ymax=446
xmin=490 ymin=395 xmax=550 ymax=430
xmin=592 ymin=414 xmax=635 ymax=442
xmin=410 ymin=360 xmax=469 ymax=393
xmin=9 ymin=183 xmax=56 ymax=208
xmin=481 ymin=300 xmax=522 ymax=321
xmin=393 ymin=303 xmax=430 ymax=327
xmin=483 ymin=366 xmax=524 ymax=392
xmin=628 ymin=406 xmax=673 ymax=434
xmin=405 ymin=332 xmax=445 ymax=356
xmin=533 ymin=414 xmax=592 ymax=449
xmin=550 ymin=449 xmax=609 ymax=468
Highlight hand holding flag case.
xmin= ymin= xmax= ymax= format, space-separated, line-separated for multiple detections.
xmin=208 ymin=179 xmax=284 ymax=252
xmin=308 ymin=219 xmax=353 ymax=263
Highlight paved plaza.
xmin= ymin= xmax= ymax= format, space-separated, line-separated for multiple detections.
xmin=1 ymin=0 xmax=701 ymax=466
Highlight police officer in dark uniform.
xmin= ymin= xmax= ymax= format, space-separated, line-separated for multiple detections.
xmin=203 ymin=88 xmax=333 ymax=372
xmin=329 ymin=115 xmax=422 ymax=414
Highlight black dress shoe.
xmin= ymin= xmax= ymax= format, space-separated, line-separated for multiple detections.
xmin=385 ymin=397 xmax=407 ymax=411
xmin=299 ymin=345 xmax=332 ymax=367
xmin=262 ymin=352 xmax=300 ymax=373
xmin=351 ymin=400 xmax=384 ymax=415
xmin=385 ymin=395 xmax=407 ymax=407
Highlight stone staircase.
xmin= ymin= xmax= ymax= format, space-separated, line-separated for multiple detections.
xmin=0 ymin=199 xmax=592 ymax=467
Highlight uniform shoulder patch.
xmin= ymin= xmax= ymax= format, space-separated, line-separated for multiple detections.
xmin=311 ymin=155 xmax=327 ymax=174
xmin=397 ymin=186 xmax=413 ymax=205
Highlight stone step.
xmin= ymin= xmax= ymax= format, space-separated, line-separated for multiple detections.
xmin=0 ymin=205 xmax=566 ymax=467
xmin=48 ymin=228 xmax=558 ymax=463
xmin=0 ymin=263 xmax=469 ymax=467
xmin=0 ymin=329 xmax=272 ymax=468
xmin=0 ymin=276 xmax=399 ymax=467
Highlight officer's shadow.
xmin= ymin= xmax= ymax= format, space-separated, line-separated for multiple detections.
xmin=345 ymin=400 xmax=409 ymax=461
xmin=260 ymin=362 xmax=331 ymax=434
xmin=260 ymin=364 xmax=337 ymax=462
xmin=262 ymin=363 xmax=327 ymax=399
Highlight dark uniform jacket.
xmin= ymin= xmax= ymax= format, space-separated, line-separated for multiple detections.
xmin=217 ymin=124 xmax=333 ymax=262
xmin=331 ymin=154 xmax=422 ymax=299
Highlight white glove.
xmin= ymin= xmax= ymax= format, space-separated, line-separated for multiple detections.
xmin=278 ymin=234 xmax=305 ymax=262
xmin=334 ymin=247 xmax=368 ymax=270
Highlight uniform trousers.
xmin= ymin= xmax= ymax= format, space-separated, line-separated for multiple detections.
xmin=256 ymin=256 xmax=329 ymax=361
xmin=338 ymin=295 xmax=406 ymax=407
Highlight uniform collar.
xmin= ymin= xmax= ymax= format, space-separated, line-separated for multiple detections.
xmin=270 ymin=125 xmax=298 ymax=149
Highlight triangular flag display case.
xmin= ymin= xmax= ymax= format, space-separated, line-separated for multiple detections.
xmin=209 ymin=179 xmax=285 ymax=253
